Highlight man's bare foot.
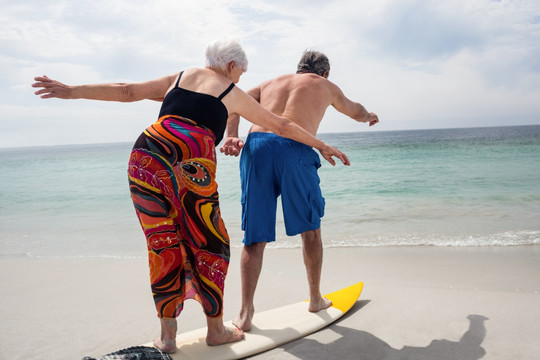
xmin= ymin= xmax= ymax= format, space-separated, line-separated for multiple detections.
xmin=308 ymin=296 xmax=332 ymax=312
xmin=232 ymin=307 xmax=255 ymax=331
xmin=206 ymin=325 xmax=245 ymax=346
xmin=153 ymin=338 xmax=177 ymax=354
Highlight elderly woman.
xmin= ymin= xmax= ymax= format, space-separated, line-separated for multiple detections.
xmin=32 ymin=39 xmax=349 ymax=353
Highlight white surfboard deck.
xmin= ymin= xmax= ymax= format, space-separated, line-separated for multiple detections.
xmin=144 ymin=282 xmax=363 ymax=360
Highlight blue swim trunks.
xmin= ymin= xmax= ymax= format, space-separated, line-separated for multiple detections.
xmin=240 ymin=132 xmax=325 ymax=245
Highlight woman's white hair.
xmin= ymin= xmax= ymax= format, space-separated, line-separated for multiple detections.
xmin=205 ymin=39 xmax=248 ymax=71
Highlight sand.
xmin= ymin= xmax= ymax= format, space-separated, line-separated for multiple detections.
xmin=1 ymin=245 xmax=539 ymax=359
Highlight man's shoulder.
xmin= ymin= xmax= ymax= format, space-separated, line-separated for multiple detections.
xmin=267 ymin=73 xmax=296 ymax=83
xmin=266 ymin=73 xmax=323 ymax=84
xmin=259 ymin=74 xmax=295 ymax=90
xmin=260 ymin=73 xmax=334 ymax=96
xmin=295 ymin=74 xmax=336 ymax=92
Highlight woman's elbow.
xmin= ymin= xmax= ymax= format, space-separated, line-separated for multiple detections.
xmin=119 ymin=84 xmax=138 ymax=102
xmin=271 ymin=118 xmax=291 ymax=137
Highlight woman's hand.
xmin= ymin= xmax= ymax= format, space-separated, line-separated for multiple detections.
xmin=318 ymin=145 xmax=350 ymax=166
xmin=32 ymin=76 xmax=73 ymax=99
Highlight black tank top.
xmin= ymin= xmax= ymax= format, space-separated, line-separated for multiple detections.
xmin=158 ymin=71 xmax=235 ymax=144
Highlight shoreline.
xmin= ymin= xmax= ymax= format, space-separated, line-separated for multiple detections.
xmin=4 ymin=239 xmax=540 ymax=260
xmin=1 ymin=245 xmax=539 ymax=359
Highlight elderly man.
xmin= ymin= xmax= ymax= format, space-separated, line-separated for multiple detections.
xmin=221 ymin=50 xmax=379 ymax=331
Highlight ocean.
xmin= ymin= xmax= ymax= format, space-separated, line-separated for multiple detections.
xmin=1 ymin=125 xmax=539 ymax=258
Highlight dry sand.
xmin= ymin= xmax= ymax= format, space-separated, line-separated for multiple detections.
xmin=1 ymin=245 xmax=539 ymax=359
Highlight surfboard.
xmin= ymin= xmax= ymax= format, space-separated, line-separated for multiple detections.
xmin=145 ymin=281 xmax=363 ymax=360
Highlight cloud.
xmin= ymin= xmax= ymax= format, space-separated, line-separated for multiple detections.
xmin=1 ymin=0 xmax=539 ymax=147
xmin=357 ymin=0 xmax=540 ymax=83
xmin=361 ymin=1 xmax=487 ymax=60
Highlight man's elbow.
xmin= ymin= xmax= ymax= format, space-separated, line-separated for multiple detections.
xmin=352 ymin=105 xmax=369 ymax=122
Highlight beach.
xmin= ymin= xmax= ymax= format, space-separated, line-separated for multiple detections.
xmin=1 ymin=245 xmax=539 ymax=359
xmin=1 ymin=126 xmax=539 ymax=359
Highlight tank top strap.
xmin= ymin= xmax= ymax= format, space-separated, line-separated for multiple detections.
xmin=217 ymin=83 xmax=235 ymax=100
xmin=174 ymin=71 xmax=184 ymax=88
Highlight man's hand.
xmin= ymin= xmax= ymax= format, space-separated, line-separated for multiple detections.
xmin=367 ymin=112 xmax=379 ymax=127
xmin=319 ymin=145 xmax=350 ymax=166
xmin=220 ymin=136 xmax=244 ymax=157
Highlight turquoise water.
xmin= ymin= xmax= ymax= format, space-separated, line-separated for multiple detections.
xmin=1 ymin=125 xmax=539 ymax=258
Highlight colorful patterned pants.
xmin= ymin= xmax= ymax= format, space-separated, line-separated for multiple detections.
xmin=128 ymin=115 xmax=230 ymax=318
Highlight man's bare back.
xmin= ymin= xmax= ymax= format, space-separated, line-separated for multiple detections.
xmin=248 ymin=73 xmax=378 ymax=136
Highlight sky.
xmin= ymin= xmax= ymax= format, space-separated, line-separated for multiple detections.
xmin=1 ymin=0 xmax=539 ymax=148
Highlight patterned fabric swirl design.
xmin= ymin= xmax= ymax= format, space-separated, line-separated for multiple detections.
xmin=128 ymin=115 xmax=229 ymax=318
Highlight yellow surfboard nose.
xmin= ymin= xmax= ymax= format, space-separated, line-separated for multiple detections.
xmin=306 ymin=282 xmax=364 ymax=313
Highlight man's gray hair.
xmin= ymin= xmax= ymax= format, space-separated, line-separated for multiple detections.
xmin=296 ymin=50 xmax=330 ymax=76
xmin=205 ymin=39 xmax=248 ymax=71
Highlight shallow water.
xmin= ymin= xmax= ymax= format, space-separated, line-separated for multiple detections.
xmin=1 ymin=125 xmax=539 ymax=258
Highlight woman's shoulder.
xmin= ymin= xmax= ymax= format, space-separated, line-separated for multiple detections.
xmin=182 ymin=67 xmax=205 ymax=75
xmin=181 ymin=67 xmax=226 ymax=85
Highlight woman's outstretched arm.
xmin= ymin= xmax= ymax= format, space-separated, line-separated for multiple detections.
xmin=32 ymin=74 xmax=177 ymax=102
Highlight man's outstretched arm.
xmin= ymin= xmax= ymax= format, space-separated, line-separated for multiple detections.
xmin=330 ymin=83 xmax=379 ymax=127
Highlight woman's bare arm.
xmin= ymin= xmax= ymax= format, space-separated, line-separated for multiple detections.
xmin=224 ymin=87 xmax=350 ymax=166
xmin=32 ymin=74 xmax=177 ymax=102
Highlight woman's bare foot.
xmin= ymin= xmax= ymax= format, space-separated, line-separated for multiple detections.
xmin=232 ymin=306 xmax=255 ymax=332
xmin=153 ymin=338 xmax=177 ymax=354
xmin=206 ymin=317 xmax=245 ymax=346
xmin=154 ymin=317 xmax=177 ymax=353
xmin=308 ymin=296 xmax=332 ymax=312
